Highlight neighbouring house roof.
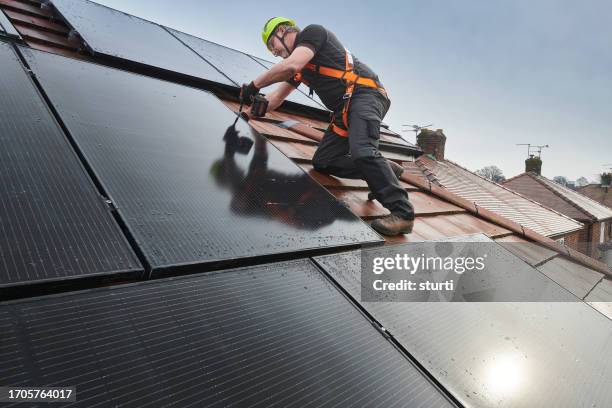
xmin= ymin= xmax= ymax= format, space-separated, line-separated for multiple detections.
xmin=415 ymin=156 xmax=583 ymax=237
xmin=578 ymin=184 xmax=612 ymax=210
xmin=504 ymin=172 xmax=612 ymax=222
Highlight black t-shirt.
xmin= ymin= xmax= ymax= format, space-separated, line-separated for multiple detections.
xmin=289 ymin=24 xmax=385 ymax=113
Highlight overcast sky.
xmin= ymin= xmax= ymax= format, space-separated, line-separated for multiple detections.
xmin=94 ymin=0 xmax=611 ymax=182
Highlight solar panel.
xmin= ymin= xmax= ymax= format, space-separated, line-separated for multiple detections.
xmin=50 ymin=0 xmax=230 ymax=85
xmin=358 ymin=233 xmax=577 ymax=302
xmin=313 ymin=235 xmax=612 ymax=407
xmin=0 ymin=41 xmax=142 ymax=291
xmin=21 ymin=46 xmax=382 ymax=274
xmin=0 ymin=259 xmax=454 ymax=407
xmin=0 ymin=10 xmax=20 ymax=38
xmin=167 ymin=28 xmax=326 ymax=110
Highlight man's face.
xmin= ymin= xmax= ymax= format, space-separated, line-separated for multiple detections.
xmin=267 ymin=27 xmax=291 ymax=59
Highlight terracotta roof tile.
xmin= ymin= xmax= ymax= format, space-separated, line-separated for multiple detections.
xmin=3 ymin=8 xmax=69 ymax=35
xmin=383 ymin=213 xmax=512 ymax=243
xmin=503 ymin=173 xmax=603 ymax=221
xmin=418 ymin=157 xmax=583 ymax=237
xmin=327 ymin=189 xmax=389 ymax=219
xmin=0 ymin=0 xmax=54 ymax=19
xmin=400 ymin=171 xmax=612 ymax=276
xmin=299 ymin=163 xmax=418 ymax=191
xmin=577 ymin=184 xmax=612 ymax=209
xmin=534 ymin=174 xmax=612 ymax=221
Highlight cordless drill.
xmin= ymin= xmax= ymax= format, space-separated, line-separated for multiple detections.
xmin=249 ymin=94 xmax=269 ymax=117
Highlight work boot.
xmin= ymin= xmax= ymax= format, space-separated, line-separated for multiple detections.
xmin=368 ymin=161 xmax=404 ymax=201
xmin=371 ymin=214 xmax=414 ymax=236
xmin=389 ymin=161 xmax=405 ymax=178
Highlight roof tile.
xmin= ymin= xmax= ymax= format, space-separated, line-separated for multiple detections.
xmin=503 ymin=173 xmax=599 ymax=221
xmin=535 ymin=174 xmax=612 ymax=221
xmin=419 ymin=157 xmax=583 ymax=237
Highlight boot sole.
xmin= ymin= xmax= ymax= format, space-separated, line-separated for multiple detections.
xmin=371 ymin=221 xmax=414 ymax=236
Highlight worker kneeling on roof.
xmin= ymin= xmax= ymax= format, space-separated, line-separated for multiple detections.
xmin=240 ymin=17 xmax=415 ymax=235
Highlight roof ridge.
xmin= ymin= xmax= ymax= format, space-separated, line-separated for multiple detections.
xmin=531 ymin=174 xmax=598 ymax=221
xmin=398 ymin=171 xmax=612 ymax=277
xmin=501 ymin=171 xmax=527 ymax=184
xmin=440 ymin=158 xmax=584 ymax=229
xmin=413 ymin=157 xmax=442 ymax=186
xmin=538 ymin=175 xmax=612 ymax=220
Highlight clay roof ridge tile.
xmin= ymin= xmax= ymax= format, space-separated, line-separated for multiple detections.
xmin=440 ymin=159 xmax=583 ymax=229
xmin=531 ymin=174 xmax=597 ymax=221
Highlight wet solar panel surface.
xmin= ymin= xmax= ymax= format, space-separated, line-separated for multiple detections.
xmin=0 ymin=41 xmax=142 ymax=289
xmin=313 ymin=234 xmax=612 ymax=407
xmin=21 ymin=46 xmax=382 ymax=273
xmin=0 ymin=259 xmax=454 ymax=407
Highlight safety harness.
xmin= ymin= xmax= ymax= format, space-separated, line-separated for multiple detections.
xmin=293 ymin=48 xmax=387 ymax=137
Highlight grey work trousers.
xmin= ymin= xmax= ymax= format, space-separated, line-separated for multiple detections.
xmin=312 ymin=91 xmax=415 ymax=220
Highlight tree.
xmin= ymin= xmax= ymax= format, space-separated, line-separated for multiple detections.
xmin=553 ymin=176 xmax=569 ymax=186
xmin=601 ymin=172 xmax=612 ymax=186
xmin=475 ymin=165 xmax=506 ymax=183
xmin=575 ymin=177 xmax=589 ymax=187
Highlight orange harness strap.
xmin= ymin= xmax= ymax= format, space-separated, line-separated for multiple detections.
xmin=292 ymin=49 xmax=386 ymax=137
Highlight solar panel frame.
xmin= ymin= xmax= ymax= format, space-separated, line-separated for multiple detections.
xmin=20 ymin=46 xmax=382 ymax=274
xmin=0 ymin=258 xmax=456 ymax=407
xmin=0 ymin=40 xmax=143 ymax=293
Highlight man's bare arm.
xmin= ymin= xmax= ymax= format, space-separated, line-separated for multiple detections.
xmin=265 ymin=82 xmax=297 ymax=112
xmin=252 ymin=46 xmax=315 ymax=89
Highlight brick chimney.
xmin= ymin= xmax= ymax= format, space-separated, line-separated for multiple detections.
xmin=525 ymin=155 xmax=542 ymax=175
xmin=416 ymin=129 xmax=446 ymax=160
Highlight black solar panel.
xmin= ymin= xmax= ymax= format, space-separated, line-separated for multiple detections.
xmin=20 ymin=46 xmax=382 ymax=274
xmin=0 ymin=41 xmax=142 ymax=290
xmin=50 ymin=0 xmax=230 ymax=85
xmin=0 ymin=259 xmax=454 ymax=407
xmin=314 ymin=241 xmax=612 ymax=407
xmin=168 ymin=28 xmax=326 ymax=110
xmin=358 ymin=233 xmax=577 ymax=302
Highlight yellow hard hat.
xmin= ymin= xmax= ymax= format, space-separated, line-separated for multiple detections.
xmin=262 ymin=17 xmax=296 ymax=49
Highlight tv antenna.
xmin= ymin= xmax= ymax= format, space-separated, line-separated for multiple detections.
xmin=516 ymin=143 xmax=549 ymax=158
xmin=402 ymin=123 xmax=433 ymax=138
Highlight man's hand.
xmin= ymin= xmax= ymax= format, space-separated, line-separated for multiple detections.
xmin=240 ymin=81 xmax=259 ymax=104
